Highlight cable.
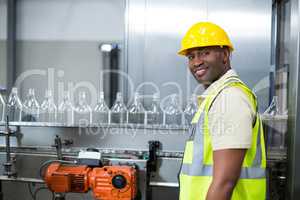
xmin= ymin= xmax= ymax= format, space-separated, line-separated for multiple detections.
xmin=39 ymin=159 xmax=76 ymax=178
xmin=27 ymin=183 xmax=35 ymax=199
xmin=27 ymin=183 xmax=54 ymax=200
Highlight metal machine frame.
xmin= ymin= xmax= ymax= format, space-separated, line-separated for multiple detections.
xmin=286 ymin=0 xmax=300 ymax=199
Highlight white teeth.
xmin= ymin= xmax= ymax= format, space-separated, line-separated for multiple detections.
xmin=195 ymin=68 xmax=206 ymax=76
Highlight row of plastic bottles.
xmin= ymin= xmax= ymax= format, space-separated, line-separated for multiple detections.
xmin=0 ymin=87 xmax=198 ymax=126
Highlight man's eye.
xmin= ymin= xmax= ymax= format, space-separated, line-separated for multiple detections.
xmin=203 ymin=51 xmax=210 ymax=55
xmin=187 ymin=55 xmax=194 ymax=60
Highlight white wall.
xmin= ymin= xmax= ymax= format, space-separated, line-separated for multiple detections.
xmin=16 ymin=0 xmax=125 ymax=41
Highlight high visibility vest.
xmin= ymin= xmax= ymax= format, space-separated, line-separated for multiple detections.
xmin=179 ymin=76 xmax=266 ymax=200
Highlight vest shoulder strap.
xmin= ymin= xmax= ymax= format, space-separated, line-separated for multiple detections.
xmin=205 ymin=77 xmax=257 ymax=113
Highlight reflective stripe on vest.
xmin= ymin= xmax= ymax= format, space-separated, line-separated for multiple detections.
xmin=179 ymin=77 xmax=266 ymax=200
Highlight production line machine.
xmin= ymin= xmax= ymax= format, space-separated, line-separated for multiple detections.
xmin=0 ymin=114 xmax=288 ymax=200
xmin=43 ymin=151 xmax=138 ymax=200
xmin=0 ymin=118 xmax=171 ymax=200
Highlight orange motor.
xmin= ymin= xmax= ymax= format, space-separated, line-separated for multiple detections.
xmin=89 ymin=166 xmax=137 ymax=200
xmin=44 ymin=162 xmax=137 ymax=200
xmin=44 ymin=162 xmax=91 ymax=193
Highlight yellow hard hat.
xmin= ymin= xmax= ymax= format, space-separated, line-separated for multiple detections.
xmin=178 ymin=22 xmax=234 ymax=56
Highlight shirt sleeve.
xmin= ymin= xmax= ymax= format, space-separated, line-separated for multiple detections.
xmin=208 ymin=86 xmax=256 ymax=150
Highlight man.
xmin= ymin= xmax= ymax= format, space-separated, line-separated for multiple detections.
xmin=178 ymin=22 xmax=266 ymax=200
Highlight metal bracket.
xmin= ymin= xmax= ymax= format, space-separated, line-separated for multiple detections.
xmin=51 ymin=135 xmax=73 ymax=160
xmin=146 ymin=140 xmax=161 ymax=200
xmin=2 ymin=116 xmax=17 ymax=178
xmin=147 ymin=141 xmax=161 ymax=173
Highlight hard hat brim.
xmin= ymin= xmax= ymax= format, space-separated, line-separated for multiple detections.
xmin=177 ymin=45 xmax=234 ymax=56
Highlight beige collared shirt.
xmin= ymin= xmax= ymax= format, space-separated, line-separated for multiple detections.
xmin=203 ymin=69 xmax=255 ymax=150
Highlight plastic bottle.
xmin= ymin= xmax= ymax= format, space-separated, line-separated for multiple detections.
xmin=40 ymin=89 xmax=57 ymax=123
xmin=6 ymin=87 xmax=23 ymax=122
xmin=128 ymin=92 xmax=145 ymax=124
xmin=264 ymin=96 xmax=279 ymax=116
xmin=164 ymin=94 xmax=183 ymax=126
xmin=58 ymin=91 xmax=74 ymax=126
xmin=74 ymin=91 xmax=92 ymax=125
xmin=23 ymin=88 xmax=40 ymax=122
xmin=93 ymin=91 xmax=109 ymax=124
xmin=183 ymin=94 xmax=198 ymax=125
xmin=146 ymin=93 xmax=163 ymax=125
xmin=0 ymin=93 xmax=5 ymax=122
xmin=110 ymin=92 xmax=127 ymax=124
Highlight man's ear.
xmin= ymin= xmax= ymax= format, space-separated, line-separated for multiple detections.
xmin=222 ymin=48 xmax=230 ymax=64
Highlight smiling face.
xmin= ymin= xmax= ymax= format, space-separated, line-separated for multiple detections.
xmin=186 ymin=46 xmax=231 ymax=88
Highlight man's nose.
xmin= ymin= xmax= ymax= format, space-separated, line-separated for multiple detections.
xmin=193 ymin=56 xmax=204 ymax=67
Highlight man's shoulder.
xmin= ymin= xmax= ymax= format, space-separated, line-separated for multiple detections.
xmin=210 ymin=86 xmax=256 ymax=117
xmin=221 ymin=85 xmax=251 ymax=100
xmin=208 ymin=85 xmax=256 ymax=150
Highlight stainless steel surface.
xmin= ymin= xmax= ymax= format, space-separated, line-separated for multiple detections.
xmin=287 ymin=0 xmax=300 ymax=199
xmin=101 ymin=44 xmax=121 ymax=107
xmin=0 ymin=112 xmax=286 ymax=126
xmin=0 ymin=146 xmax=184 ymax=162
xmin=0 ymin=121 xmax=190 ymax=130
xmin=0 ymin=0 xmax=7 ymax=89
xmin=207 ymin=0 xmax=272 ymax=112
xmin=127 ymin=0 xmax=207 ymax=102
xmin=149 ymin=182 xmax=179 ymax=187
xmin=150 ymin=157 xmax=181 ymax=185
xmin=6 ymin=0 xmax=16 ymax=94
xmin=263 ymin=114 xmax=288 ymax=158
xmin=126 ymin=0 xmax=272 ymax=112
xmin=15 ymin=0 xmax=126 ymax=105
xmin=0 ymin=125 xmax=189 ymax=152
xmin=0 ymin=176 xmax=44 ymax=183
